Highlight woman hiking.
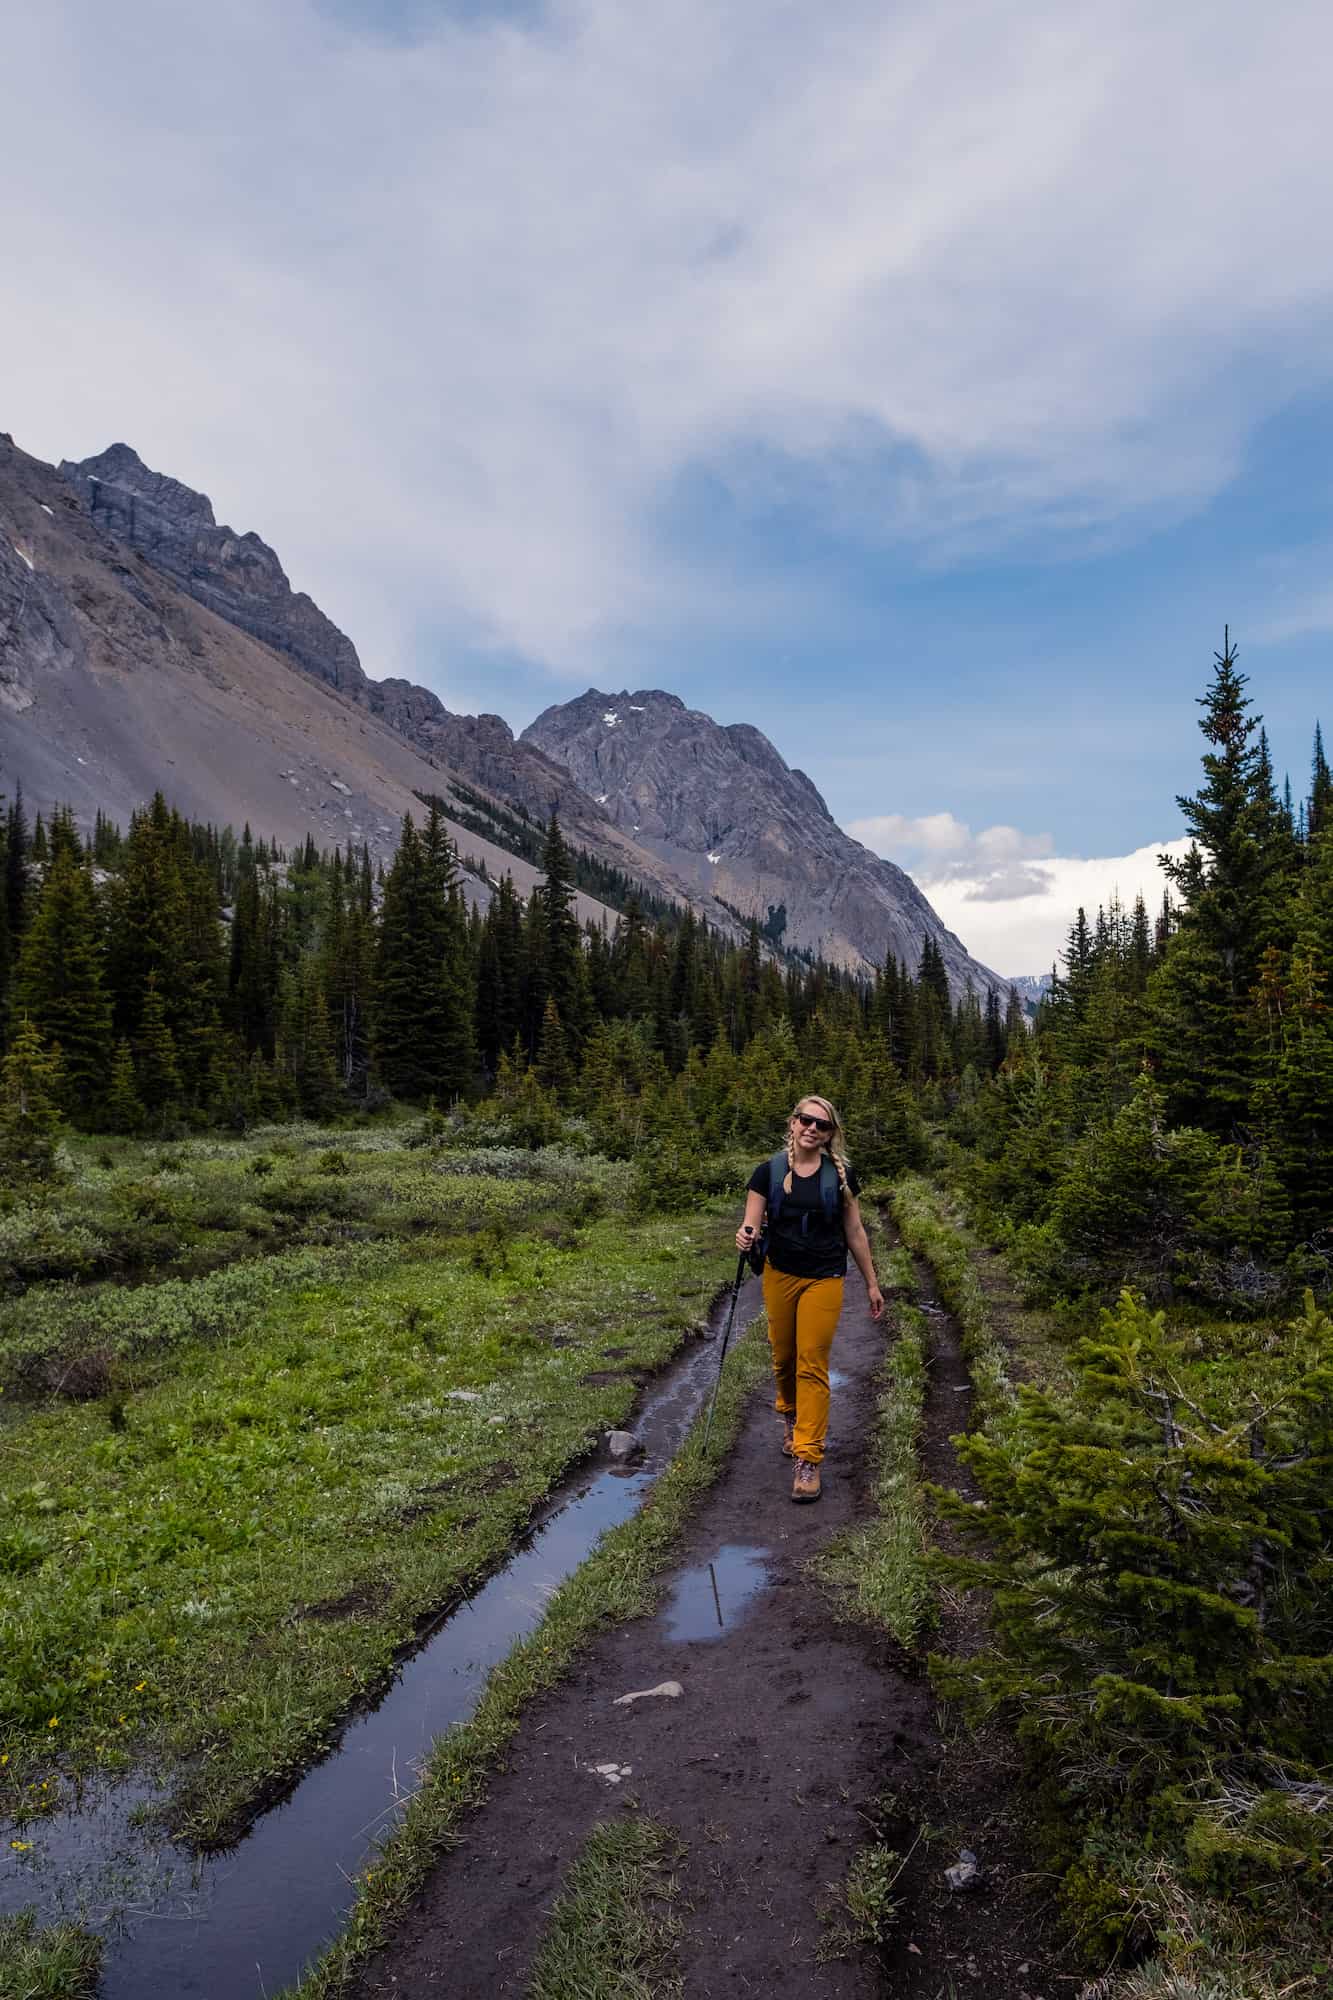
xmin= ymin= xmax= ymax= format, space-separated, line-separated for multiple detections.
xmin=736 ymin=1094 xmax=884 ymax=1503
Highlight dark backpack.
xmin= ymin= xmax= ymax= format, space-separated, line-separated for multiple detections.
xmin=748 ymin=1151 xmax=841 ymax=1274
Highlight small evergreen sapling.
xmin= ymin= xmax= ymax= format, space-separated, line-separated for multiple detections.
xmin=931 ymin=1288 xmax=1332 ymax=1917
xmin=0 ymin=1017 xmax=66 ymax=1183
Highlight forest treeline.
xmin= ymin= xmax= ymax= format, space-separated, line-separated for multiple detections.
xmin=957 ymin=634 xmax=1333 ymax=1309
xmin=0 ymin=774 xmax=1010 ymax=1179
xmin=3 ymin=632 xmax=1332 ymax=1309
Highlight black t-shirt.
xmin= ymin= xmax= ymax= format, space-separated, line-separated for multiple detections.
xmin=746 ymin=1157 xmax=860 ymax=1280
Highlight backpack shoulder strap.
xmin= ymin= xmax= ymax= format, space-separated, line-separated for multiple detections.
xmin=817 ymin=1155 xmax=840 ymax=1224
xmin=766 ymin=1150 xmax=789 ymax=1223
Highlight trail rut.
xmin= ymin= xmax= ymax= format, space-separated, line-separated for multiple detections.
xmin=358 ymin=1241 xmax=1076 ymax=1998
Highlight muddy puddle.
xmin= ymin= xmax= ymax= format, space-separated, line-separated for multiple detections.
xmin=662 ymin=1544 xmax=771 ymax=1642
xmin=0 ymin=1281 xmax=763 ymax=1999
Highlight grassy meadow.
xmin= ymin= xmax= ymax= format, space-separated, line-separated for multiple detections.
xmin=0 ymin=1118 xmax=740 ymax=1846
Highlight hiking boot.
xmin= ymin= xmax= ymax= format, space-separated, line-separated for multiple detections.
xmin=791 ymin=1459 xmax=821 ymax=1503
xmin=780 ymin=1414 xmax=796 ymax=1457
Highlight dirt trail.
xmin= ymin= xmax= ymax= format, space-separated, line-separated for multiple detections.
xmin=358 ymin=1249 xmax=1074 ymax=1998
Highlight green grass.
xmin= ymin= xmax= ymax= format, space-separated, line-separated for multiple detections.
xmin=0 ymin=1124 xmax=631 ymax=1395
xmin=285 ymin=1318 xmax=771 ymax=2000
xmin=808 ymin=1202 xmax=933 ymax=1646
xmin=891 ymin=1174 xmax=1027 ymax=1420
xmin=0 ymin=1911 xmax=101 ymax=2000
xmin=0 ymin=1140 xmax=734 ymax=1842
xmin=817 ymin=1840 xmax=908 ymax=1961
xmin=527 ymin=1817 xmax=685 ymax=2000
xmin=809 ymin=1294 xmax=933 ymax=1647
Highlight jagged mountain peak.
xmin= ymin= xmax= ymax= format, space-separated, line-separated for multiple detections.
xmin=524 ymin=686 xmax=1001 ymax=995
xmin=2 ymin=433 xmax=743 ymax=938
xmin=66 ymin=442 xmax=219 ymax=529
xmin=8 ymin=430 xmax=1001 ymax=992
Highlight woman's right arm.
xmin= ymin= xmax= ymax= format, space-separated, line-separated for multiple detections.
xmin=735 ymin=1188 xmax=766 ymax=1252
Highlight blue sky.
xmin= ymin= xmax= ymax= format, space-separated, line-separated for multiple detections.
xmin=5 ymin=0 xmax=1333 ymax=969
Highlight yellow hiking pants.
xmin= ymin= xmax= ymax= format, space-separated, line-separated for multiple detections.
xmin=761 ymin=1266 xmax=844 ymax=1465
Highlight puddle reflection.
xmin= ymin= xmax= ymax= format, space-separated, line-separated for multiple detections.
xmin=663 ymin=1544 xmax=771 ymax=1642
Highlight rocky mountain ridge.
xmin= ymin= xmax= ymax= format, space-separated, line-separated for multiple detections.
xmin=0 ymin=434 xmax=669 ymax=929
xmin=59 ymin=446 xmax=619 ymax=849
xmin=523 ymin=689 xmax=1000 ymax=991
xmin=6 ymin=432 xmax=1002 ymax=992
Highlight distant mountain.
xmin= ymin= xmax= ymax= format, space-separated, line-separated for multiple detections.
xmin=0 ymin=435 xmax=681 ymax=929
xmin=7 ymin=434 xmax=1000 ymax=991
xmin=523 ymin=688 xmax=1002 ymax=994
xmin=1008 ymin=973 xmax=1054 ymax=1017
xmin=58 ymin=446 xmax=642 ymax=860
xmin=2 ymin=436 xmax=729 ymax=928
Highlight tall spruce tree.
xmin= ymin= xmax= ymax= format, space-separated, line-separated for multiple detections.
xmin=14 ymin=844 xmax=112 ymax=1116
xmin=135 ymin=974 xmax=182 ymax=1121
xmin=539 ymin=815 xmax=587 ymax=1062
xmin=1151 ymin=633 xmax=1291 ymax=1130
xmin=104 ymin=1038 xmax=146 ymax=1135
xmin=374 ymin=812 xmax=475 ymax=1101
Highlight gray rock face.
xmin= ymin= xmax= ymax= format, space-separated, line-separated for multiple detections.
xmin=56 ymin=449 xmax=658 ymax=864
xmin=6 ymin=438 xmax=733 ymax=934
xmin=35 ymin=440 xmax=998 ymax=989
xmin=61 ymin=445 xmax=367 ymax=698
xmin=523 ymin=689 xmax=1001 ymax=993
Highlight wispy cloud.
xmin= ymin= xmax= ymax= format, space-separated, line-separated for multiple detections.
xmin=848 ymin=812 xmax=1193 ymax=974
xmin=5 ymin=2 xmax=1333 ymax=683
xmin=848 ymin=811 xmax=1057 ymax=900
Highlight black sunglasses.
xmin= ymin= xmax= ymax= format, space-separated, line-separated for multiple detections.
xmin=795 ymin=1111 xmax=832 ymax=1133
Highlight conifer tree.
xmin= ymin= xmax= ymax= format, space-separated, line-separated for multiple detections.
xmin=283 ymin=959 xmax=340 ymax=1118
xmin=474 ymin=873 xmax=523 ymax=1072
xmin=104 ymin=1039 xmax=146 ymax=1135
xmin=539 ymin=815 xmax=587 ymax=1060
xmin=228 ymin=859 xmax=279 ymax=1057
xmin=14 ymin=845 xmax=112 ymax=1116
xmin=1272 ymin=948 xmax=1333 ymax=1238
xmin=1151 ymin=633 xmax=1291 ymax=1129
xmin=135 ymin=974 xmax=182 ymax=1122
xmin=0 ymin=1017 xmax=66 ymax=1183
xmin=613 ymin=897 xmax=652 ymax=1018
xmin=933 ymin=1288 xmax=1333 ymax=1892
xmin=425 ymin=806 xmax=477 ymax=1096
xmin=520 ymin=874 xmax=549 ymax=1055
xmin=535 ymin=994 xmax=573 ymax=1096
xmin=1310 ymin=722 xmax=1332 ymax=840
xmin=375 ymin=812 xmax=474 ymax=1101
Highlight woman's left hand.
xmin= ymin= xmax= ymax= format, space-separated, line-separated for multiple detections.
xmin=867 ymin=1284 xmax=885 ymax=1321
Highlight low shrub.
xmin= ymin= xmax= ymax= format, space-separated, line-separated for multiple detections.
xmin=931 ymin=1285 xmax=1333 ymax=1957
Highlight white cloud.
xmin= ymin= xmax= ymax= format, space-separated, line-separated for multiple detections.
xmin=4 ymin=2 xmax=1333 ymax=681
xmin=849 ymin=811 xmax=1193 ymax=974
xmin=849 ymin=811 xmax=1055 ymax=891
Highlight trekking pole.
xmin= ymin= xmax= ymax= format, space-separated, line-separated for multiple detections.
xmin=701 ymin=1252 xmax=750 ymax=1455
